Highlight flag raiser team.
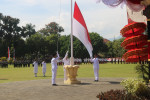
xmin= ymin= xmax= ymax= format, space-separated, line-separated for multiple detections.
xmin=32 ymin=51 xmax=100 ymax=86
xmin=33 ymin=1 xmax=99 ymax=86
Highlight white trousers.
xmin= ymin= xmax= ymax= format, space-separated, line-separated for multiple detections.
xmin=64 ymin=68 xmax=67 ymax=81
xmin=42 ymin=68 xmax=46 ymax=76
xmin=93 ymin=66 xmax=99 ymax=80
xmin=52 ymin=68 xmax=57 ymax=84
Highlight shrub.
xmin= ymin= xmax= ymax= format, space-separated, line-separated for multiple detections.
xmin=135 ymin=64 xmax=149 ymax=83
xmin=1 ymin=57 xmax=7 ymax=61
xmin=96 ymin=89 xmax=141 ymax=100
xmin=121 ymin=78 xmax=150 ymax=99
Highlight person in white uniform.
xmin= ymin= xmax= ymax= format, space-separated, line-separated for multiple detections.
xmin=62 ymin=51 xmax=70 ymax=81
xmin=91 ymin=54 xmax=99 ymax=82
xmin=51 ymin=52 xmax=59 ymax=86
xmin=33 ymin=60 xmax=38 ymax=77
xmin=42 ymin=60 xmax=46 ymax=77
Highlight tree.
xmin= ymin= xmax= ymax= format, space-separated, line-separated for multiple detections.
xmin=21 ymin=23 xmax=36 ymax=38
xmin=106 ymin=41 xmax=114 ymax=57
xmin=89 ymin=32 xmax=108 ymax=57
xmin=112 ymin=38 xmax=126 ymax=57
xmin=59 ymin=35 xmax=70 ymax=57
xmin=38 ymin=22 xmax=64 ymax=35
xmin=26 ymin=33 xmax=46 ymax=59
xmin=0 ymin=15 xmax=22 ymax=47
xmin=69 ymin=32 xmax=108 ymax=58
xmin=14 ymin=38 xmax=26 ymax=58
xmin=45 ymin=34 xmax=58 ymax=55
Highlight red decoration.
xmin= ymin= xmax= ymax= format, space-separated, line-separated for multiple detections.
xmin=127 ymin=0 xmax=143 ymax=4
xmin=126 ymin=55 xmax=148 ymax=62
xmin=121 ymin=35 xmax=147 ymax=47
xmin=120 ymin=22 xmax=147 ymax=62
xmin=124 ymin=41 xmax=148 ymax=50
xmin=120 ymin=22 xmax=146 ymax=37
xmin=123 ymin=48 xmax=148 ymax=59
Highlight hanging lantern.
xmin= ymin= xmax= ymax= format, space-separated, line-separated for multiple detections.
xmin=120 ymin=22 xmax=148 ymax=62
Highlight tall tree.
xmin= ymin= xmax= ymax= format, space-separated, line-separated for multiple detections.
xmin=38 ymin=22 xmax=64 ymax=35
xmin=112 ymin=38 xmax=126 ymax=57
xmin=21 ymin=23 xmax=36 ymax=38
xmin=26 ymin=33 xmax=46 ymax=59
xmin=89 ymin=32 xmax=108 ymax=56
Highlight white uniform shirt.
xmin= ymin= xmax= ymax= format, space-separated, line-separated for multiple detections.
xmin=33 ymin=61 xmax=38 ymax=73
xmin=63 ymin=51 xmax=70 ymax=66
xmin=91 ymin=58 xmax=99 ymax=67
xmin=63 ymin=58 xmax=70 ymax=66
xmin=51 ymin=54 xmax=59 ymax=70
xmin=42 ymin=61 xmax=46 ymax=73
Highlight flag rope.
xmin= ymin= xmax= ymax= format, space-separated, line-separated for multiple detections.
xmin=57 ymin=0 xmax=62 ymax=52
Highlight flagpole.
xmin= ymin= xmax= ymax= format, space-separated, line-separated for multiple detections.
xmin=70 ymin=0 xmax=74 ymax=65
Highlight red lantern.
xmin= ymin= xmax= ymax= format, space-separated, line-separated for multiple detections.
xmin=120 ymin=22 xmax=148 ymax=62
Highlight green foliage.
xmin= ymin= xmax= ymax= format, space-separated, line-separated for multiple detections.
xmin=97 ymin=89 xmax=141 ymax=100
xmin=1 ymin=57 xmax=7 ymax=61
xmin=106 ymin=38 xmax=126 ymax=57
xmin=38 ymin=22 xmax=64 ymax=35
xmin=0 ymin=12 xmax=126 ymax=59
xmin=135 ymin=64 xmax=149 ymax=83
xmin=121 ymin=78 xmax=150 ymax=98
xmin=0 ymin=13 xmax=36 ymax=58
xmin=26 ymin=33 xmax=46 ymax=59
xmin=21 ymin=23 xmax=36 ymax=38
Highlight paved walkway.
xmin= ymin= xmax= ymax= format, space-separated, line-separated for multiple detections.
xmin=0 ymin=78 xmax=125 ymax=100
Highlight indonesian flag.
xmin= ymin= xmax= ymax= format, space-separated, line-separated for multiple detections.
xmin=8 ymin=47 xmax=10 ymax=61
xmin=73 ymin=2 xmax=93 ymax=57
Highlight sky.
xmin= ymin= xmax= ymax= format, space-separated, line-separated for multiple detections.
xmin=0 ymin=0 xmax=128 ymax=40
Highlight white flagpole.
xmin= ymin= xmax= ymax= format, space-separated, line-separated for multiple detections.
xmin=70 ymin=0 xmax=74 ymax=65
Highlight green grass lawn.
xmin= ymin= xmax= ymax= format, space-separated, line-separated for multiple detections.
xmin=0 ymin=63 xmax=138 ymax=83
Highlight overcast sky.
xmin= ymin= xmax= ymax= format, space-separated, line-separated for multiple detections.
xmin=0 ymin=0 xmax=128 ymax=40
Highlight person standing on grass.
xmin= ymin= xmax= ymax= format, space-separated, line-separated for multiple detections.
xmin=91 ymin=54 xmax=99 ymax=82
xmin=63 ymin=51 xmax=70 ymax=82
xmin=42 ymin=60 xmax=46 ymax=77
xmin=33 ymin=59 xmax=38 ymax=77
xmin=51 ymin=52 xmax=59 ymax=86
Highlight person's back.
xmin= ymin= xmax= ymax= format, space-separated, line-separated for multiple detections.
xmin=42 ymin=61 xmax=46 ymax=77
xmin=33 ymin=61 xmax=38 ymax=77
xmin=62 ymin=51 xmax=70 ymax=81
xmin=51 ymin=57 xmax=58 ymax=69
xmin=51 ymin=52 xmax=59 ymax=86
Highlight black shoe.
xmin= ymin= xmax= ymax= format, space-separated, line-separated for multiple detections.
xmin=52 ymin=84 xmax=58 ymax=86
xmin=94 ymin=80 xmax=98 ymax=82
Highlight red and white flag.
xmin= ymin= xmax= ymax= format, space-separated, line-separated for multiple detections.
xmin=73 ymin=2 xmax=93 ymax=57
xmin=8 ymin=47 xmax=10 ymax=61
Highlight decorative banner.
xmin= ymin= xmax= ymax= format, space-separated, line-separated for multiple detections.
xmin=121 ymin=35 xmax=147 ymax=47
xmin=127 ymin=6 xmax=147 ymax=24
xmin=120 ymin=22 xmax=147 ymax=62
xmin=120 ymin=22 xmax=146 ymax=37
